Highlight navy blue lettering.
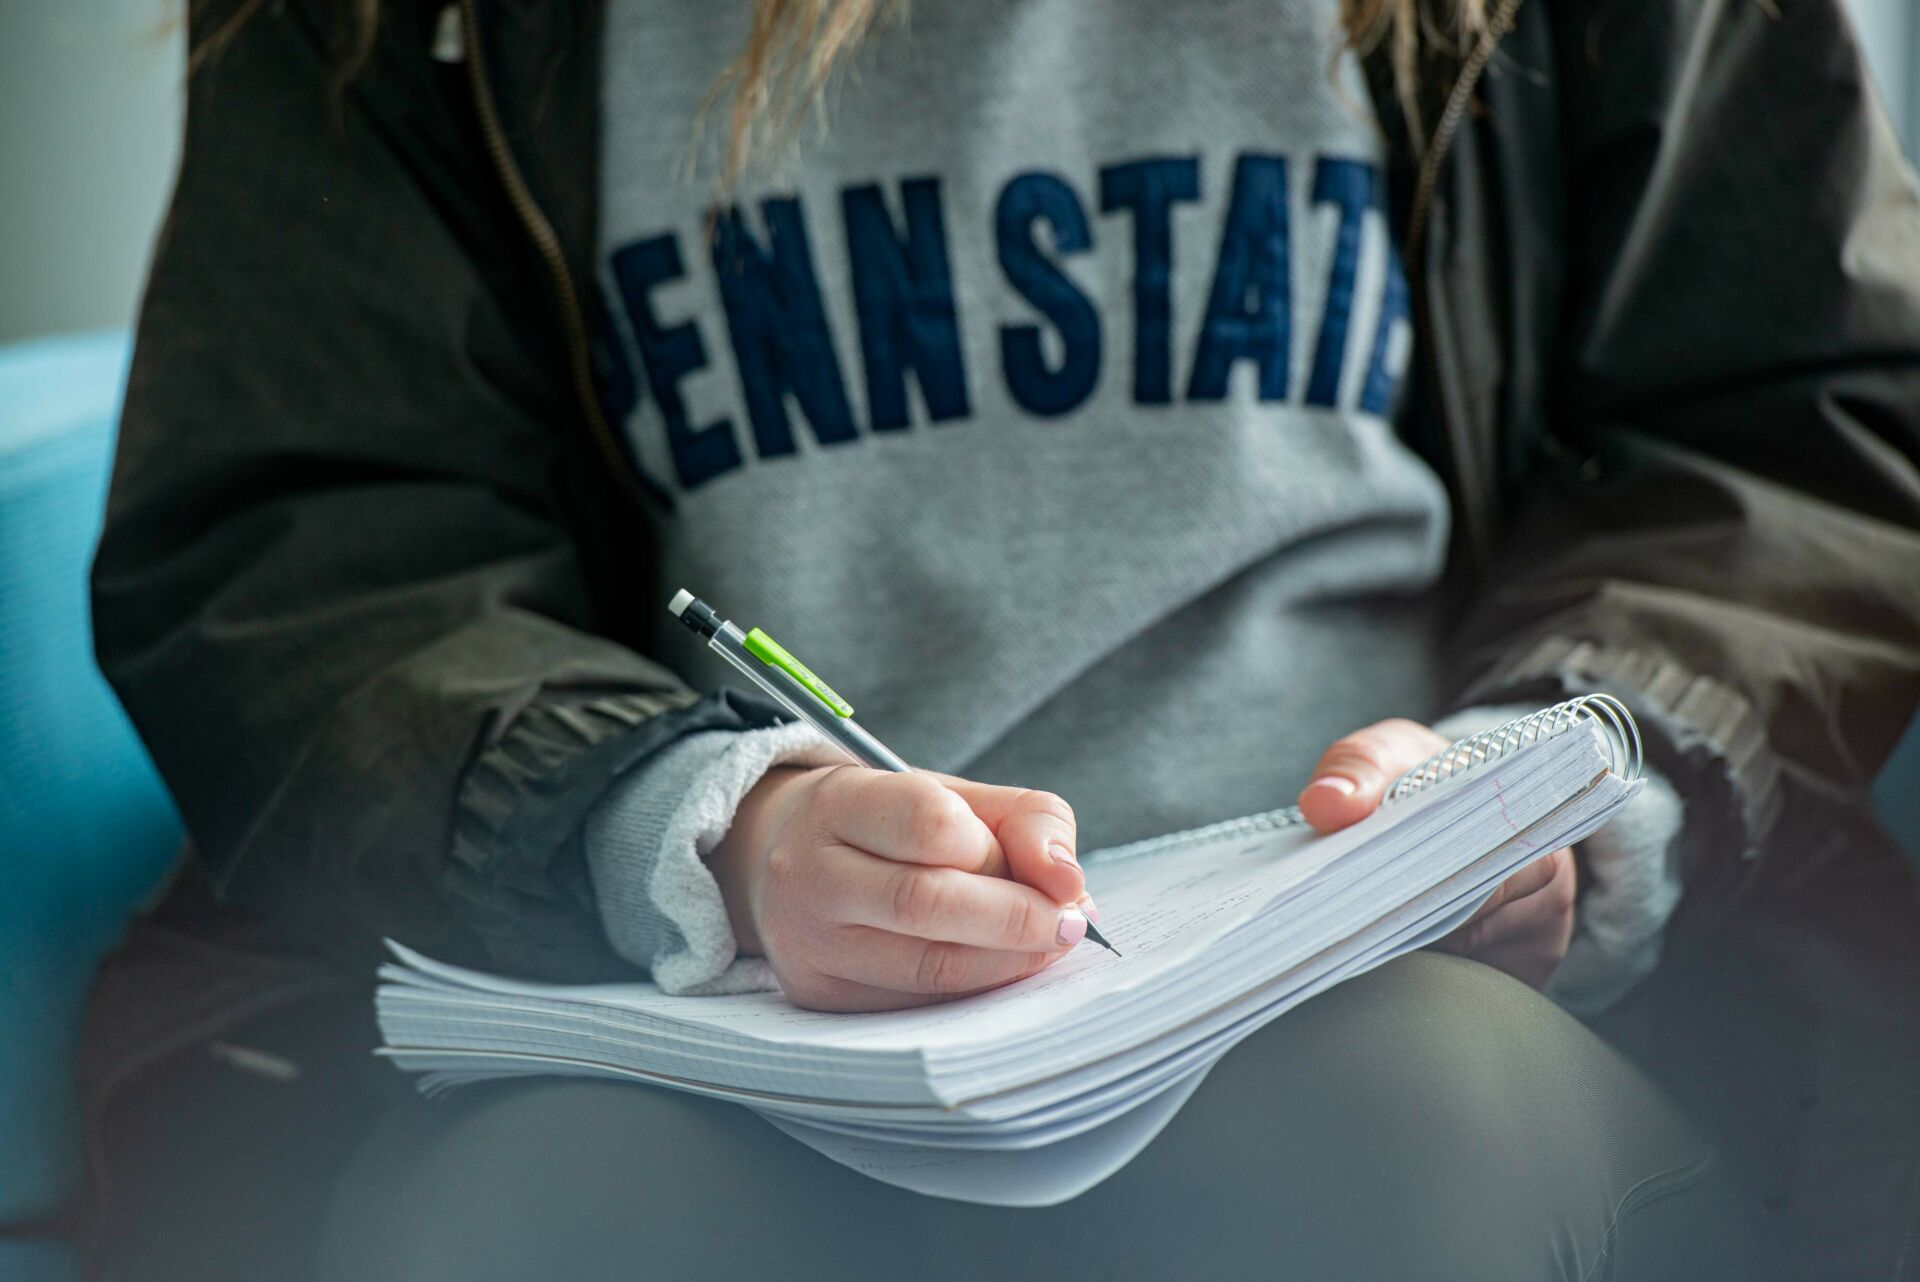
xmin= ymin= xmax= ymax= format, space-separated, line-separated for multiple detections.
xmin=1099 ymin=157 xmax=1201 ymax=406
xmin=841 ymin=178 xmax=971 ymax=431
xmin=589 ymin=283 xmax=638 ymax=426
xmin=1360 ymin=239 xmax=1409 ymax=416
xmin=995 ymin=172 xmax=1101 ymax=418
xmin=609 ymin=233 xmax=742 ymax=490
xmin=1304 ymin=157 xmax=1374 ymax=408
xmin=1187 ymin=154 xmax=1291 ymax=402
xmin=587 ymin=283 xmax=679 ymax=507
xmin=710 ymin=199 xmax=858 ymax=459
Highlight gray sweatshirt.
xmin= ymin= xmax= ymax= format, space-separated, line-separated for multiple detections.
xmin=585 ymin=0 xmax=1682 ymax=1008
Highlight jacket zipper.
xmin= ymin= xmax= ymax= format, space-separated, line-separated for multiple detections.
xmin=457 ymin=0 xmax=653 ymax=509
xmin=1405 ymin=0 xmax=1524 ymax=569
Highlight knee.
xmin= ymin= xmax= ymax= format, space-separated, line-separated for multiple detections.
xmin=1221 ymin=952 xmax=1592 ymax=1130
xmin=317 ymin=1081 xmax=780 ymax=1282
xmin=1192 ymin=953 xmax=1738 ymax=1280
xmin=1301 ymin=951 xmax=1705 ymax=1173
xmin=1287 ymin=951 xmax=1595 ymax=1135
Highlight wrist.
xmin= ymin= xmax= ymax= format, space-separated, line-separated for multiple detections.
xmin=709 ymin=765 xmax=815 ymax=958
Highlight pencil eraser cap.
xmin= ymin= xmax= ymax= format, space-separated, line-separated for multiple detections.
xmin=668 ymin=589 xmax=694 ymax=618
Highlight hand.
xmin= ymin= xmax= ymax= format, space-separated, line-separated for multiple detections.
xmin=710 ymin=765 xmax=1094 ymax=1011
xmin=1298 ymin=719 xmax=1577 ymax=990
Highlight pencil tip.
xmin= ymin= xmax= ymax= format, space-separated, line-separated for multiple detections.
xmin=1083 ymin=921 xmax=1120 ymax=955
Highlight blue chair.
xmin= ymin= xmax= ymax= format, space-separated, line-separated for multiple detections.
xmin=1877 ymin=717 xmax=1920 ymax=872
xmin=1 ymin=330 xmax=183 ymax=1280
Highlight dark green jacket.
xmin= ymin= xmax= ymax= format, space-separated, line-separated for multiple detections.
xmin=94 ymin=0 xmax=1920 ymax=987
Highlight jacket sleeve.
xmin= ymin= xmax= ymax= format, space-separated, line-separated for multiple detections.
xmin=92 ymin=1 xmax=773 ymax=981
xmin=1452 ymin=0 xmax=1920 ymax=891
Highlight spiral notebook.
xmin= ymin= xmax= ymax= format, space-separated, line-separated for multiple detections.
xmin=377 ymin=696 xmax=1645 ymax=1206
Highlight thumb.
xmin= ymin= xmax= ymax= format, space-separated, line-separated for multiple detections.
xmin=931 ymin=774 xmax=1086 ymax=907
xmin=1297 ymin=719 xmax=1449 ymax=833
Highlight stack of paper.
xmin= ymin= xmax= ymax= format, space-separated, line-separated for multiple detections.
xmin=378 ymin=718 xmax=1637 ymax=1205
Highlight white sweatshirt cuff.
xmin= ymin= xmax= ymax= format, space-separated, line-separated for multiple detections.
xmin=583 ymin=721 xmax=844 ymax=995
xmin=1431 ymin=703 xmax=1686 ymax=1013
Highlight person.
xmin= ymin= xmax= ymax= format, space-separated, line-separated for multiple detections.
xmin=77 ymin=0 xmax=1920 ymax=1277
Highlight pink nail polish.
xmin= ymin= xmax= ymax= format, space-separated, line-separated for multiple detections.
xmin=1048 ymin=841 xmax=1078 ymax=867
xmin=1078 ymin=897 xmax=1100 ymax=924
xmin=1056 ymin=908 xmax=1089 ymax=948
xmin=1307 ymin=776 xmax=1357 ymax=797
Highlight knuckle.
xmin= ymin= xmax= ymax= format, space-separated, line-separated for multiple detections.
xmin=1545 ymin=862 xmax=1578 ymax=916
xmin=1016 ymin=789 xmax=1076 ymax=828
xmin=1001 ymin=894 xmax=1040 ymax=945
xmin=761 ymin=847 xmax=815 ymax=917
xmin=762 ymin=843 xmax=801 ymax=888
xmin=806 ymin=765 xmax=859 ymax=824
xmin=1443 ymin=912 xmax=1487 ymax=956
xmin=1324 ymin=735 xmax=1396 ymax=778
xmin=907 ymin=786 xmax=972 ymax=855
xmin=890 ymin=866 xmax=948 ymax=933
xmin=1507 ymin=863 xmax=1546 ymax=900
xmin=1330 ymin=721 xmax=1442 ymax=777
xmin=915 ymin=942 xmax=969 ymax=993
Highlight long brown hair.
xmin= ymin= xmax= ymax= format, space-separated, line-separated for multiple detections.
xmin=701 ymin=0 xmax=1487 ymax=188
xmin=195 ymin=0 xmax=1488 ymax=178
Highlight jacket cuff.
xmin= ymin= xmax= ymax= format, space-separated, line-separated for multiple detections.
xmin=1547 ymin=769 xmax=1685 ymax=1012
xmin=585 ymin=722 xmax=842 ymax=994
xmin=449 ymin=686 xmax=789 ymax=981
xmin=1454 ymin=636 xmax=1778 ymax=892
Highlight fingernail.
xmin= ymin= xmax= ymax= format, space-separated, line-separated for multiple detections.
xmin=1056 ymin=907 xmax=1089 ymax=948
xmin=1048 ymin=841 xmax=1078 ymax=867
xmin=1306 ymin=776 xmax=1357 ymax=797
xmin=1078 ymin=897 xmax=1100 ymax=924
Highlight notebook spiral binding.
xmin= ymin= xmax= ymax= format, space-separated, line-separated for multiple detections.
xmin=1090 ymin=694 xmax=1642 ymax=865
xmin=1387 ymin=693 xmax=1642 ymax=803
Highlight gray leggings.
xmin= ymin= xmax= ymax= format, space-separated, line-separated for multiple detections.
xmin=317 ymin=953 xmax=1753 ymax=1281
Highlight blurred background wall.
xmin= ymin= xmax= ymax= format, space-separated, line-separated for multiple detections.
xmin=1848 ymin=0 xmax=1917 ymax=146
xmin=0 ymin=1 xmax=182 ymax=345
xmin=0 ymin=0 xmax=1915 ymax=346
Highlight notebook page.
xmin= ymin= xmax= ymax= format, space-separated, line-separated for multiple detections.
xmin=383 ymin=756 xmax=1494 ymax=1056
xmin=383 ymin=724 xmax=1614 ymax=1064
xmin=932 ymin=767 xmax=1637 ymax=1120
